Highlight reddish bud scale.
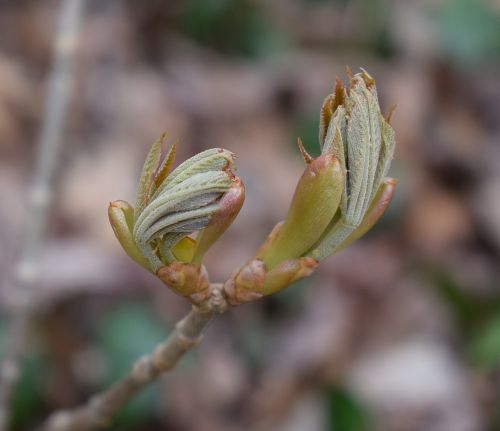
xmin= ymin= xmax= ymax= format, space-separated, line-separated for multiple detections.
xmin=223 ymin=259 xmax=266 ymax=306
xmin=192 ymin=178 xmax=245 ymax=265
xmin=156 ymin=262 xmax=210 ymax=304
xmin=261 ymin=257 xmax=318 ymax=296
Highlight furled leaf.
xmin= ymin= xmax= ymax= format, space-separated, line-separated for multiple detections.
xmin=134 ymin=134 xmax=165 ymax=221
xmin=151 ymin=140 xmax=177 ymax=194
xmin=151 ymin=148 xmax=234 ymax=199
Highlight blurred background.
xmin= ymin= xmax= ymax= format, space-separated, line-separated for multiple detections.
xmin=1 ymin=0 xmax=500 ymax=430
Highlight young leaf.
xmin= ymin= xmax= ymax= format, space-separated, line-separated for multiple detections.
xmin=152 ymin=140 xmax=177 ymax=194
xmin=134 ymin=134 xmax=165 ymax=221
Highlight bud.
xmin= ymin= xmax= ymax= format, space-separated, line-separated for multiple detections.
xmin=261 ymin=257 xmax=317 ymax=296
xmin=223 ymin=259 xmax=266 ymax=306
xmin=307 ymin=69 xmax=396 ymax=259
xmin=228 ymin=69 xmax=397 ymax=305
xmin=133 ymin=169 xmax=232 ymax=270
xmin=157 ymin=262 xmax=210 ymax=304
xmin=223 ymin=256 xmax=318 ymax=305
xmin=109 ymin=135 xmax=244 ymax=277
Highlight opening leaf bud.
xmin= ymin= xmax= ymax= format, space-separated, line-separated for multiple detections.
xmin=109 ymin=135 xmax=243 ymax=274
xmin=309 ymin=68 xmax=396 ymax=259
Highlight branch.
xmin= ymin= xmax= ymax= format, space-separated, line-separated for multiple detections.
xmin=0 ymin=0 xmax=84 ymax=427
xmin=40 ymin=303 xmax=218 ymax=431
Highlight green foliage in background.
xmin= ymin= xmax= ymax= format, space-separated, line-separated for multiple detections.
xmin=429 ymin=271 xmax=500 ymax=332
xmin=428 ymin=270 xmax=500 ymax=371
xmin=325 ymin=386 xmax=370 ymax=431
xmin=435 ymin=0 xmax=500 ymax=64
xmin=351 ymin=0 xmax=396 ymax=58
xmin=95 ymin=303 xmax=169 ymax=429
xmin=178 ymin=0 xmax=287 ymax=57
xmin=0 ymin=323 xmax=47 ymax=430
xmin=469 ymin=313 xmax=500 ymax=369
xmin=10 ymin=352 xmax=47 ymax=430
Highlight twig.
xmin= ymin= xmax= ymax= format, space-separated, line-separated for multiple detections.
xmin=0 ymin=0 xmax=84 ymax=428
xmin=40 ymin=304 xmax=216 ymax=431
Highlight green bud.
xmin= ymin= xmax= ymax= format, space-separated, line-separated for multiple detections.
xmin=109 ymin=136 xmax=242 ymax=274
xmin=133 ymin=146 xmax=237 ymax=270
xmin=133 ymin=169 xmax=232 ymax=269
xmin=308 ymin=69 xmax=396 ymax=259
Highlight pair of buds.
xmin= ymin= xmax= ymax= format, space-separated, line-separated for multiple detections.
xmin=109 ymin=69 xmax=397 ymax=307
